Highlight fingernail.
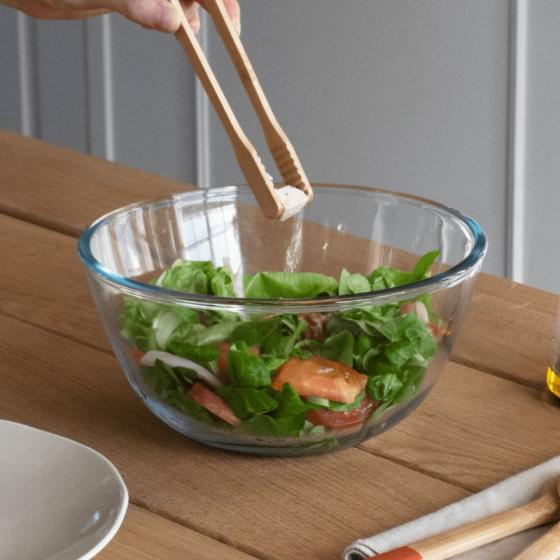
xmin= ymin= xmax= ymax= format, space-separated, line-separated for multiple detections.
xmin=189 ymin=16 xmax=201 ymax=34
xmin=234 ymin=17 xmax=241 ymax=35
xmin=157 ymin=3 xmax=180 ymax=32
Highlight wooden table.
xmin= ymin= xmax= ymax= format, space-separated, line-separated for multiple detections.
xmin=1 ymin=129 xmax=559 ymax=560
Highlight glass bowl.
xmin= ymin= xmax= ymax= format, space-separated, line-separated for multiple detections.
xmin=78 ymin=184 xmax=487 ymax=456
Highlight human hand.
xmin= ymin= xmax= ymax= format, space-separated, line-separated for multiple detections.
xmin=6 ymin=0 xmax=240 ymax=33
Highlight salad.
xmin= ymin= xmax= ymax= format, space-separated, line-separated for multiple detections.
xmin=120 ymin=251 xmax=444 ymax=439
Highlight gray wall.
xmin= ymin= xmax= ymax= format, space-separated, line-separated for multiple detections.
xmin=1 ymin=1 xmax=558 ymax=291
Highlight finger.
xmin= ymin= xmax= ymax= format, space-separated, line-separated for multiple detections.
xmin=89 ymin=0 xmax=182 ymax=32
xmin=123 ymin=0 xmax=182 ymax=31
xmin=222 ymin=0 xmax=240 ymax=33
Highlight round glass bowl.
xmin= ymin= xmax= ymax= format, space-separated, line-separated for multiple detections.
xmin=78 ymin=184 xmax=487 ymax=456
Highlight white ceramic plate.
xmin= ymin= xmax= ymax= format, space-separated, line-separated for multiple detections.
xmin=0 ymin=420 xmax=128 ymax=560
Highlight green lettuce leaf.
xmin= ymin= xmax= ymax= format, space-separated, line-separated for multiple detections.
xmin=243 ymin=383 xmax=308 ymax=437
xmin=368 ymin=250 xmax=440 ymax=291
xmin=194 ymin=321 xmax=238 ymax=346
xmin=142 ymin=359 xmax=228 ymax=425
xmin=244 ymin=271 xmax=338 ymax=299
xmin=319 ymin=330 xmax=355 ymax=367
xmin=120 ymin=297 xmax=160 ymax=351
xmin=210 ymin=267 xmax=237 ymax=297
xmin=261 ymin=316 xmax=307 ymax=358
xmin=160 ymin=260 xmax=238 ymax=298
xmin=161 ymin=260 xmax=213 ymax=294
xmin=367 ymin=365 xmax=426 ymax=410
xmin=338 ymin=269 xmax=370 ymax=295
xmin=367 ymin=374 xmax=403 ymax=402
xmin=231 ymin=317 xmax=283 ymax=346
xmin=412 ymin=250 xmax=441 ymax=279
xmin=243 ymin=415 xmax=279 ymax=437
xmin=165 ymin=341 xmax=219 ymax=364
xmin=143 ymin=359 xmax=197 ymax=398
xmin=167 ymin=391 xmax=217 ymax=425
xmin=171 ymin=306 xmax=199 ymax=323
xmin=393 ymin=366 xmax=426 ymax=404
xmin=217 ymin=387 xmax=278 ymax=419
xmin=273 ymin=383 xmax=308 ymax=436
xmin=228 ymin=342 xmax=272 ymax=387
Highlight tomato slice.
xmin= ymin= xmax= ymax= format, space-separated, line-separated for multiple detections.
xmin=400 ymin=301 xmax=430 ymax=324
xmin=429 ymin=323 xmax=447 ymax=339
xmin=272 ymin=356 xmax=368 ymax=404
xmin=217 ymin=342 xmax=232 ymax=383
xmin=131 ymin=348 xmax=144 ymax=365
xmin=307 ymin=396 xmax=378 ymax=429
xmin=188 ymin=382 xmax=241 ymax=426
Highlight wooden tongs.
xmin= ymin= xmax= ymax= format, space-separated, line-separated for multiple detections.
xmin=170 ymin=0 xmax=313 ymax=220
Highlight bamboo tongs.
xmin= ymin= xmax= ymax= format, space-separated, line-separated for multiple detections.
xmin=170 ymin=0 xmax=313 ymax=220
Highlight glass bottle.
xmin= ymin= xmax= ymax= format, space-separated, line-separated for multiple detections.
xmin=547 ymin=301 xmax=560 ymax=399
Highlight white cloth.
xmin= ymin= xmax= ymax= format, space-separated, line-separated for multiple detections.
xmin=344 ymin=456 xmax=560 ymax=560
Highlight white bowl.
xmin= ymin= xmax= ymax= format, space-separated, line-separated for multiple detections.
xmin=0 ymin=421 xmax=128 ymax=560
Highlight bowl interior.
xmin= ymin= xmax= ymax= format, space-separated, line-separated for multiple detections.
xmin=84 ymin=184 xmax=483 ymax=297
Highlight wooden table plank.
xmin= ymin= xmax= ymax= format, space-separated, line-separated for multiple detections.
xmin=0 ymin=313 xmax=468 ymax=560
xmin=0 ymin=213 xmax=108 ymax=352
xmin=0 ymin=130 xmax=188 ymax=237
xmin=98 ymin=506 xmax=258 ymax=560
xmin=452 ymin=274 xmax=556 ymax=389
xmin=361 ymin=362 xmax=560 ymax=491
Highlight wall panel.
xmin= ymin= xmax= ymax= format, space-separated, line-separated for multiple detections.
xmin=522 ymin=1 xmax=560 ymax=292
xmin=109 ymin=16 xmax=198 ymax=183
xmin=0 ymin=8 xmax=23 ymax=133
xmin=35 ymin=20 xmax=89 ymax=151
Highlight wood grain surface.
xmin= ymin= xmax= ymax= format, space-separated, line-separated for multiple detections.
xmin=362 ymin=362 xmax=560 ymax=491
xmin=98 ymin=506 xmax=259 ymax=560
xmin=1 ymin=130 xmax=558 ymax=560
xmin=0 ymin=131 xmax=187 ymax=236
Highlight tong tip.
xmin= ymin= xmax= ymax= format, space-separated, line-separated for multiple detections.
xmin=276 ymin=185 xmax=312 ymax=221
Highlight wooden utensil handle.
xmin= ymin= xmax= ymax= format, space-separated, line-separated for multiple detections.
xmin=372 ymin=492 xmax=560 ymax=560
xmin=371 ymin=547 xmax=422 ymax=559
xmin=169 ymin=0 xmax=283 ymax=219
xmin=203 ymin=0 xmax=289 ymax=150
xmin=203 ymin=0 xmax=311 ymax=193
xmin=513 ymin=521 xmax=560 ymax=560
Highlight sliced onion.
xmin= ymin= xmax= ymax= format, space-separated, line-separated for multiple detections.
xmin=414 ymin=302 xmax=430 ymax=324
xmin=140 ymin=350 xmax=222 ymax=388
xmin=153 ymin=311 xmax=182 ymax=349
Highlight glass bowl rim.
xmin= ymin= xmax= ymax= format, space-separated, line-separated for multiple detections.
xmin=77 ymin=183 xmax=488 ymax=312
